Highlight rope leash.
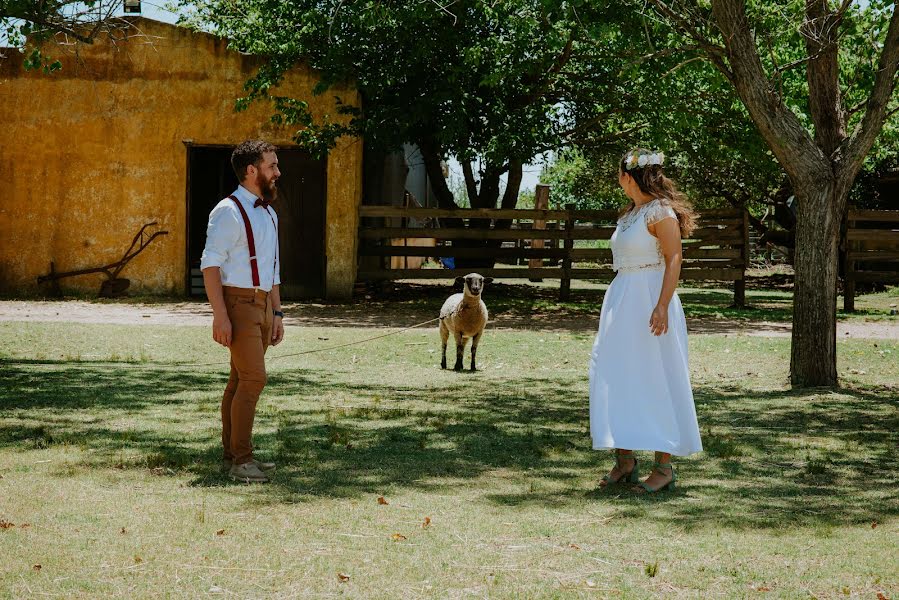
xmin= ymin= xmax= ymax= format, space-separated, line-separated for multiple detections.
xmin=3 ymin=317 xmax=443 ymax=370
xmin=268 ymin=316 xmax=441 ymax=362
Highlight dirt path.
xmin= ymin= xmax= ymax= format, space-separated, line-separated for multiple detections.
xmin=1 ymin=300 xmax=897 ymax=339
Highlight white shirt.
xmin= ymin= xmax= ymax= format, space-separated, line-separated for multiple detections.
xmin=200 ymin=185 xmax=281 ymax=291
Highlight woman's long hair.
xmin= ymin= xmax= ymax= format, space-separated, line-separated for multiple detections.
xmin=619 ymin=149 xmax=697 ymax=238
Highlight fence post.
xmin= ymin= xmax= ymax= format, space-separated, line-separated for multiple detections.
xmin=559 ymin=203 xmax=575 ymax=301
xmin=844 ymin=210 xmax=856 ymax=312
xmin=733 ymin=208 xmax=748 ymax=308
xmin=529 ymin=184 xmax=550 ymax=281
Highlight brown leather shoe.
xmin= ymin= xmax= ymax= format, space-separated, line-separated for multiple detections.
xmin=229 ymin=462 xmax=269 ymax=483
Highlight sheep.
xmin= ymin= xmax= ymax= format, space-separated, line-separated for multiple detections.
xmin=439 ymin=273 xmax=492 ymax=371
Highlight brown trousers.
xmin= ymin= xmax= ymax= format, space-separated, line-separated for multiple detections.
xmin=221 ymin=286 xmax=272 ymax=465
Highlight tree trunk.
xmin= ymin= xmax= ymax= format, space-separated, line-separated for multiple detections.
xmin=789 ymin=180 xmax=844 ymax=387
xmin=419 ymin=145 xmax=525 ymax=270
xmin=494 ymin=159 xmax=524 ymax=230
xmin=650 ymin=0 xmax=899 ymax=388
xmin=500 ymin=160 xmax=524 ymax=211
xmin=457 ymin=161 xmax=515 ymax=269
xmin=472 ymin=165 xmax=503 ymax=210
xmin=417 ymin=138 xmax=465 ymax=232
xmin=418 ymin=138 xmax=459 ymax=211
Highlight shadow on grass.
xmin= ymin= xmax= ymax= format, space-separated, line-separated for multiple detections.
xmin=1 ymin=359 xmax=897 ymax=530
xmin=297 ymin=282 xmax=792 ymax=328
xmin=268 ymin=282 xmax=799 ymax=335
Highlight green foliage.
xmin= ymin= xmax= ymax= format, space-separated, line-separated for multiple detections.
xmin=1 ymin=0 xmax=121 ymax=72
xmin=530 ymin=3 xmax=784 ymax=213
xmin=540 ymin=148 xmax=622 ymax=211
xmin=638 ymin=0 xmax=899 ymax=208
xmin=180 ymin=1 xmax=649 ymax=168
xmin=177 ymin=0 xmax=897 ymax=212
xmin=516 ymin=188 xmax=536 ymax=210
xmin=544 ymin=0 xmax=899 ymax=213
xmin=22 ymin=47 xmax=62 ymax=73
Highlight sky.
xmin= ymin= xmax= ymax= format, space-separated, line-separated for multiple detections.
xmin=122 ymin=1 xmax=180 ymax=23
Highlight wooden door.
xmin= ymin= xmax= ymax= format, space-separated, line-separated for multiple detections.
xmin=187 ymin=146 xmax=327 ymax=299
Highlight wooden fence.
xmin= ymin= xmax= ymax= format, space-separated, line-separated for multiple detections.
xmin=357 ymin=205 xmax=750 ymax=305
xmin=843 ymin=208 xmax=899 ymax=311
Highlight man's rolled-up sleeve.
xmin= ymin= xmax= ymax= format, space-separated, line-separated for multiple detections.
xmin=200 ymin=204 xmax=241 ymax=270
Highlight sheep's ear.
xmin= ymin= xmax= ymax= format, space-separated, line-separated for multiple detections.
xmin=454 ymin=277 xmax=464 ymax=288
xmin=483 ymin=277 xmax=493 ymax=286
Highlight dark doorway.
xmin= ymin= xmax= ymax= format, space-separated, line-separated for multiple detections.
xmin=186 ymin=145 xmax=327 ymax=299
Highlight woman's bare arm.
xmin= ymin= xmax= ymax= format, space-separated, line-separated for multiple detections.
xmin=647 ymin=218 xmax=683 ymax=335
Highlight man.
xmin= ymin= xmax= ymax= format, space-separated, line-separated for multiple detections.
xmin=201 ymin=140 xmax=285 ymax=483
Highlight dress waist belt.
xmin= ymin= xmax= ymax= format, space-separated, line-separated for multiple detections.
xmin=614 ymin=262 xmax=665 ymax=273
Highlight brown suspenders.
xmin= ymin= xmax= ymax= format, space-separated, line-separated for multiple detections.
xmin=228 ymin=195 xmax=278 ymax=289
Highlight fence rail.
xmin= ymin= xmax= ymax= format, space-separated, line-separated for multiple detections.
xmin=843 ymin=208 xmax=899 ymax=311
xmin=358 ymin=205 xmax=750 ymax=304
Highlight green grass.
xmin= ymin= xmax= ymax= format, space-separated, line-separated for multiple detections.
xmin=855 ymin=284 xmax=899 ymax=313
xmin=350 ymin=281 xmax=899 ymax=326
xmin=0 ymin=319 xmax=897 ymax=598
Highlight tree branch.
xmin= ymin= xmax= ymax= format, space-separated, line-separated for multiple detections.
xmin=625 ymin=44 xmax=705 ymax=69
xmin=11 ymin=1 xmax=126 ymax=45
xmin=549 ymin=122 xmax=647 ymax=154
xmin=710 ymin=0 xmax=825 ymax=185
xmin=417 ymin=138 xmax=460 ymax=213
xmin=517 ymin=28 xmax=577 ymax=108
xmin=21 ymin=15 xmax=100 ymax=44
xmin=885 ymin=103 xmax=899 ymax=121
xmin=461 ymin=160 xmax=480 ymax=206
xmin=493 ymin=159 xmax=524 ymax=233
xmin=557 ymin=107 xmax=626 ymax=140
xmin=773 ymin=55 xmax=812 ymax=76
xmin=500 ymin=159 xmax=523 ymax=211
xmin=663 ymin=55 xmax=704 ymax=77
xmin=644 ymin=0 xmax=734 ymax=81
xmin=547 ymin=32 xmax=575 ymax=78
xmin=846 ymin=98 xmax=867 ymax=118
xmin=835 ymin=0 xmax=854 ymax=22
xmin=474 ymin=163 xmax=504 ymax=210
xmin=840 ymin=5 xmax=899 ymax=179
xmin=804 ymin=0 xmax=846 ymax=155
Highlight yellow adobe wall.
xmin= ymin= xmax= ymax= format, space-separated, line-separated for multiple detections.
xmin=0 ymin=18 xmax=362 ymax=299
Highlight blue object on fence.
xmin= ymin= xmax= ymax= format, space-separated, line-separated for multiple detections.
xmin=439 ymin=257 xmax=455 ymax=269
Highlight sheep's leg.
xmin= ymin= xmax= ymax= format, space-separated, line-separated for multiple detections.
xmin=470 ymin=331 xmax=482 ymax=371
xmin=439 ymin=320 xmax=449 ymax=369
xmin=453 ymin=332 xmax=467 ymax=371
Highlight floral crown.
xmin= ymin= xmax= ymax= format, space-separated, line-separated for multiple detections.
xmin=624 ymin=151 xmax=665 ymax=171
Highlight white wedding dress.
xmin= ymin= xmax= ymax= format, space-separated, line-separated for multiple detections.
xmin=588 ymin=199 xmax=702 ymax=456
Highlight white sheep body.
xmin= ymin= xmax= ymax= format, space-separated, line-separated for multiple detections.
xmin=439 ymin=273 xmax=491 ymax=371
xmin=439 ymin=294 xmax=489 ymax=338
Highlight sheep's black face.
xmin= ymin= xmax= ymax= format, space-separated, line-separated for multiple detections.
xmin=467 ymin=277 xmax=482 ymax=296
xmin=463 ymin=273 xmax=491 ymax=296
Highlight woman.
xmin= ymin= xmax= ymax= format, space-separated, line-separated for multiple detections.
xmin=588 ymin=149 xmax=703 ymax=493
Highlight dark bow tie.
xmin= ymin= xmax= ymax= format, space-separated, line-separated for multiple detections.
xmin=254 ymin=198 xmax=271 ymax=209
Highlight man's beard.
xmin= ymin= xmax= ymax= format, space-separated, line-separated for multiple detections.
xmin=256 ymin=172 xmax=278 ymax=203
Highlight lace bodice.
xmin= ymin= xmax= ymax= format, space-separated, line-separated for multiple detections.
xmin=610 ymin=199 xmax=678 ymax=273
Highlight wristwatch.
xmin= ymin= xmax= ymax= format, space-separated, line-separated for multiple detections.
xmin=273 ymin=310 xmax=284 ymax=318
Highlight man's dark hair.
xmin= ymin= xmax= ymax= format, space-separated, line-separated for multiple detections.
xmin=231 ymin=140 xmax=277 ymax=182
